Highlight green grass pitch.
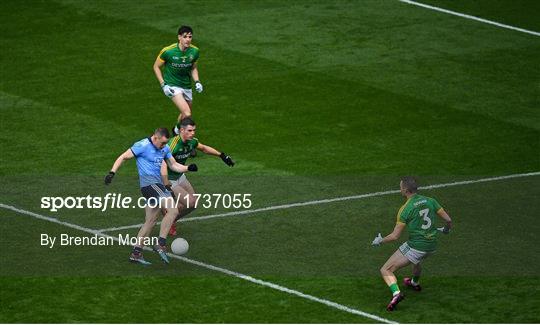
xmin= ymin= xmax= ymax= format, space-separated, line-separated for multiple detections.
xmin=1 ymin=0 xmax=539 ymax=323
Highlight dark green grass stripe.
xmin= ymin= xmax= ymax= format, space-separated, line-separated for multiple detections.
xmin=415 ymin=0 xmax=540 ymax=31
xmin=399 ymin=0 xmax=540 ymax=36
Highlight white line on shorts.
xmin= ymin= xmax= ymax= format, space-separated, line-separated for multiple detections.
xmin=97 ymin=171 xmax=540 ymax=232
xmin=0 ymin=203 xmax=396 ymax=324
xmin=398 ymin=0 xmax=540 ymax=37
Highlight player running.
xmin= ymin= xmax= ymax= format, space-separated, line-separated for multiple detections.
xmin=161 ymin=117 xmax=235 ymax=236
xmin=371 ymin=176 xmax=453 ymax=311
xmin=104 ymin=127 xmax=198 ymax=265
xmin=153 ymin=25 xmax=202 ymax=134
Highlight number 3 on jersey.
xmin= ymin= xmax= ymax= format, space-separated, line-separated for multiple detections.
xmin=419 ymin=208 xmax=432 ymax=229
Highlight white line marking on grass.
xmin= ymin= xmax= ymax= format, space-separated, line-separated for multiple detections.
xmin=98 ymin=171 xmax=540 ymax=232
xmin=0 ymin=203 xmax=396 ymax=324
xmin=98 ymin=222 xmax=151 ymax=232
xmin=168 ymin=254 xmax=397 ymax=324
xmin=398 ymin=0 xmax=540 ymax=37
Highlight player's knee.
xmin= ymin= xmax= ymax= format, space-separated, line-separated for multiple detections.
xmin=167 ymin=197 xmax=177 ymax=208
xmin=166 ymin=207 xmax=178 ymax=217
xmin=144 ymin=219 xmax=156 ymax=227
xmin=186 ymin=194 xmax=197 ymax=210
xmin=380 ymin=263 xmax=395 ymax=275
xmin=180 ymin=108 xmax=192 ymax=118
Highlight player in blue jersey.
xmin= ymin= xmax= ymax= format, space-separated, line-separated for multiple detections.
xmin=104 ymin=127 xmax=198 ymax=265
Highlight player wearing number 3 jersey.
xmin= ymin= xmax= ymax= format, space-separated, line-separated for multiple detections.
xmin=370 ymin=176 xmax=453 ymax=311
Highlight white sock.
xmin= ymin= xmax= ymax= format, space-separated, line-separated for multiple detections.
xmin=174 ymin=125 xmax=179 ymax=135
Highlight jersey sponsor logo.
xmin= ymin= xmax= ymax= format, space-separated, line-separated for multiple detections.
xmin=174 ymin=152 xmax=191 ymax=161
xmin=413 ymin=199 xmax=427 ymax=206
xmin=171 ymin=62 xmax=192 ymax=68
xmin=154 ymin=157 xmax=164 ymax=167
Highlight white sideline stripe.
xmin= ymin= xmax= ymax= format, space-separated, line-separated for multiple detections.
xmin=399 ymin=0 xmax=540 ymax=37
xmin=0 ymin=203 xmax=396 ymax=324
xmin=98 ymin=171 xmax=540 ymax=232
xmin=169 ymin=254 xmax=396 ymax=324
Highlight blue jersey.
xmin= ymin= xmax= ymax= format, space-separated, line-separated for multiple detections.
xmin=130 ymin=137 xmax=172 ymax=187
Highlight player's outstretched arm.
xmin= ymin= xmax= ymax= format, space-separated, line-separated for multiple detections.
xmin=197 ymin=143 xmax=235 ymax=167
xmin=383 ymin=222 xmax=406 ymax=243
xmin=436 ymin=209 xmax=452 ymax=234
xmin=105 ymin=149 xmax=134 ymax=185
xmin=373 ymin=223 xmax=406 ymax=246
xmin=166 ymin=157 xmax=197 ymax=174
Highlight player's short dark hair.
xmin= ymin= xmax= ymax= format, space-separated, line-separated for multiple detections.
xmin=154 ymin=127 xmax=170 ymax=138
xmin=179 ymin=117 xmax=196 ymax=128
xmin=178 ymin=25 xmax=193 ymax=35
xmin=401 ymin=176 xmax=418 ymax=193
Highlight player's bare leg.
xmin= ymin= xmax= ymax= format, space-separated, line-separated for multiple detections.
xmin=380 ymin=249 xmax=411 ymax=311
xmin=171 ymin=96 xmax=196 ymax=156
xmin=151 ymin=197 xmax=177 ymax=263
xmin=381 ymin=249 xmax=411 ymax=286
xmin=178 ymin=178 xmax=195 ymax=195
xmin=130 ymin=206 xmax=160 ymax=265
xmin=135 ymin=206 xmax=160 ymax=246
xmin=159 ymin=197 xmax=178 ymax=237
xmin=177 ymin=180 xmax=197 ymax=217
xmin=171 ymin=95 xmax=192 ymax=123
xmin=404 ymin=263 xmax=422 ymax=291
xmin=168 ymin=183 xmax=197 ymax=236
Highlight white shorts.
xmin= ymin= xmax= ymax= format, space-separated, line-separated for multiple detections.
xmin=170 ymin=174 xmax=188 ymax=188
xmin=169 ymin=86 xmax=193 ymax=102
xmin=399 ymin=242 xmax=433 ymax=265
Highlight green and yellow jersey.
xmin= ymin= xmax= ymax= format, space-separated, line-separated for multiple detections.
xmin=167 ymin=135 xmax=199 ymax=180
xmin=158 ymin=43 xmax=200 ymax=89
xmin=397 ymin=194 xmax=443 ymax=252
